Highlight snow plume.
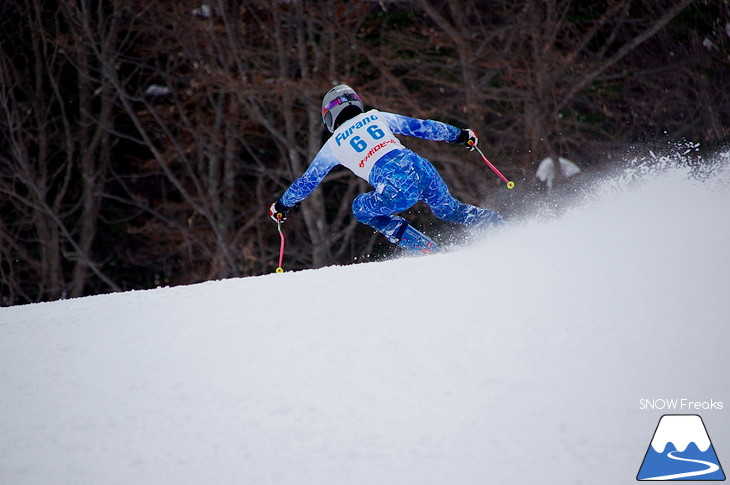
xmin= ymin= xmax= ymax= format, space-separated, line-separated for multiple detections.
xmin=523 ymin=141 xmax=729 ymax=224
xmin=1 ymin=147 xmax=729 ymax=485
xmin=608 ymin=140 xmax=720 ymax=187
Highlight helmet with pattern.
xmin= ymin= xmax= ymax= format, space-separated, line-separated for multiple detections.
xmin=321 ymin=84 xmax=364 ymax=133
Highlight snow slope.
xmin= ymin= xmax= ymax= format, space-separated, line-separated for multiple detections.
xmin=2 ymin=152 xmax=730 ymax=485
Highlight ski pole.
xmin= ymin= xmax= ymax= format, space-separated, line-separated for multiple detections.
xmin=275 ymin=215 xmax=285 ymax=273
xmin=470 ymin=141 xmax=515 ymax=189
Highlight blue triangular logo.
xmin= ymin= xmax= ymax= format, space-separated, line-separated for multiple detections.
xmin=637 ymin=414 xmax=725 ymax=481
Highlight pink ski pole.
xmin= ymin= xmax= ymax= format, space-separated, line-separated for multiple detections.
xmin=470 ymin=141 xmax=515 ymax=189
xmin=275 ymin=215 xmax=285 ymax=273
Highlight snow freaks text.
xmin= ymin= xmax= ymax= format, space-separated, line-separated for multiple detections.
xmin=639 ymin=399 xmax=724 ymax=411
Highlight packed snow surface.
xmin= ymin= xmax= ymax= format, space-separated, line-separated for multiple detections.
xmin=2 ymin=153 xmax=729 ymax=484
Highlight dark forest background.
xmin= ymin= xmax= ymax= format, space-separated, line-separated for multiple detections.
xmin=1 ymin=0 xmax=729 ymax=305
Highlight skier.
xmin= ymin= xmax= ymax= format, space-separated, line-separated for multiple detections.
xmin=269 ymin=84 xmax=504 ymax=253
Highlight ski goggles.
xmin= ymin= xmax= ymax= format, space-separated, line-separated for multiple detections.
xmin=321 ymin=92 xmax=362 ymax=118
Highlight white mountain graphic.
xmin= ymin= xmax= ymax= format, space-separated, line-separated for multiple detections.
xmin=650 ymin=415 xmax=712 ymax=453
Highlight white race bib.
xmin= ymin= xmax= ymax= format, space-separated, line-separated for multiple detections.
xmin=327 ymin=109 xmax=404 ymax=181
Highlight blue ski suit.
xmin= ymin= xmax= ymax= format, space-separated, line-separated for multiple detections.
xmin=280 ymin=109 xmax=503 ymax=252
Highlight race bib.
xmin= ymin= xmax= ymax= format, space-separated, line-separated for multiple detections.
xmin=327 ymin=109 xmax=404 ymax=181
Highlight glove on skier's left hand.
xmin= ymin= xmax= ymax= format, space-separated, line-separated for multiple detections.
xmin=454 ymin=129 xmax=478 ymax=151
xmin=269 ymin=200 xmax=292 ymax=222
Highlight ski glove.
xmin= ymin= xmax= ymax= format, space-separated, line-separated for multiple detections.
xmin=454 ymin=129 xmax=478 ymax=151
xmin=269 ymin=200 xmax=292 ymax=222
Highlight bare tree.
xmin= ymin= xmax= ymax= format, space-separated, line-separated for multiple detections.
xmin=0 ymin=0 xmax=121 ymax=303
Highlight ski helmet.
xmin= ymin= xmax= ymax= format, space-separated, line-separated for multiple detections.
xmin=321 ymin=84 xmax=364 ymax=133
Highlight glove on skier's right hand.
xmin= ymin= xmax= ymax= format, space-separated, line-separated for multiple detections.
xmin=455 ymin=129 xmax=478 ymax=151
xmin=269 ymin=200 xmax=291 ymax=222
